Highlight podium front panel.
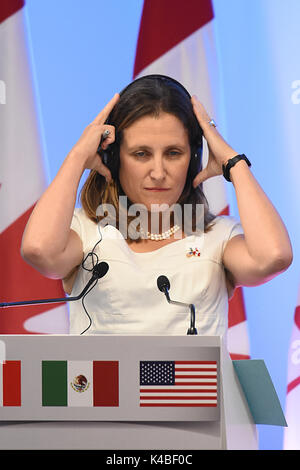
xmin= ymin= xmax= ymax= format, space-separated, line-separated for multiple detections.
xmin=0 ymin=335 xmax=220 ymax=422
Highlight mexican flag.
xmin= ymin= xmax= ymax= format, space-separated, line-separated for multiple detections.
xmin=41 ymin=360 xmax=119 ymax=407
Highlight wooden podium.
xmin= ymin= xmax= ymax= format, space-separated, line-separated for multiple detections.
xmin=0 ymin=334 xmax=258 ymax=450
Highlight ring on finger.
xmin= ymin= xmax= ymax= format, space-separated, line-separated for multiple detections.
xmin=102 ymin=129 xmax=110 ymax=139
xmin=208 ymin=119 xmax=217 ymax=128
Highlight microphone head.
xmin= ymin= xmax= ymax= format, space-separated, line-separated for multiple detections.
xmin=93 ymin=262 xmax=109 ymax=279
xmin=157 ymin=275 xmax=170 ymax=293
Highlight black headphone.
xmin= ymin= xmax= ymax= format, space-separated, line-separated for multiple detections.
xmin=97 ymin=74 xmax=203 ymax=182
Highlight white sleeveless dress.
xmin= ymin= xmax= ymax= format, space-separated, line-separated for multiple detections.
xmin=68 ymin=208 xmax=243 ymax=338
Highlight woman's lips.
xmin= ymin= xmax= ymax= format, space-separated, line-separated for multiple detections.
xmin=144 ymin=188 xmax=170 ymax=191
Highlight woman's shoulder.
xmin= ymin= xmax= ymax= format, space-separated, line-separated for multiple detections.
xmin=72 ymin=206 xmax=95 ymax=223
xmin=212 ymin=215 xmax=240 ymax=227
xmin=71 ymin=206 xmax=100 ymax=232
xmin=209 ymin=214 xmax=242 ymax=229
xmin=70 ymin=206 xmax=99 ymax=250
xmin=204 ymin=214 xmax=244 ymax=243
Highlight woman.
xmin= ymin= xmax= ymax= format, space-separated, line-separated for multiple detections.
xmin=21 ymin=75 xmax=293 ymax=337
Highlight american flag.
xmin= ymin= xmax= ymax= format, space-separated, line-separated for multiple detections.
xmin=139 ymin=360 xmax=217 ymax=407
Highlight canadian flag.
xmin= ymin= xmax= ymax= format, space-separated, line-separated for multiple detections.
xmin=133 ymin=0 xmax=250 ymax=359
xmin=0 ymin=0 xmax=69 ymax=333
xmin=283 ymin=285 xmax=300 ymax=449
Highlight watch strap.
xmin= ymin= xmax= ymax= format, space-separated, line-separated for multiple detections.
xmin=222 ymin=154 xmax=251 ymax=182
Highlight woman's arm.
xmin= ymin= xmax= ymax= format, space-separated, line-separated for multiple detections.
xmin=21 ymin=93 xmax=120 ymax=280
xmin=191 ymin=96 xmax=293 ymax=287
xmin=21 ymin=152 xmax=86 ymax=279
xmin=222 ymin=160 xmax=293 ymax=286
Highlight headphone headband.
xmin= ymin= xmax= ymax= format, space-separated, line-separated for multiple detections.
xmin=119 ymin=74 xmax=191 ymax=99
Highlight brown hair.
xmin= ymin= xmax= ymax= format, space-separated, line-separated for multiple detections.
xmin=79 ymin=76 xmax=216 ymax=240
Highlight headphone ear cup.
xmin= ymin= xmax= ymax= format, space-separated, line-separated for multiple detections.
xmin=98 ymin=144 xmax=119 ymax=180
xmin=97 ymin=111 xmax=120 ymax=180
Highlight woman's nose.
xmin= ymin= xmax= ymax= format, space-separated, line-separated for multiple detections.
xmin=149 ymin=156 xmax=166 ymax=181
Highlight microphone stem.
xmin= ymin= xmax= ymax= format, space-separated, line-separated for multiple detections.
xmin=189 ymin=303 xmax=196 ymax=330
xmin=0 ymin=274 xmax=98 ymax=308
xmin=163 ymin=288 xmax=197 ymax=335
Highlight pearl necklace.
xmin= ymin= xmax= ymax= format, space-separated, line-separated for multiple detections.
xmin=140 ymin=224 xmax=181 ymax=241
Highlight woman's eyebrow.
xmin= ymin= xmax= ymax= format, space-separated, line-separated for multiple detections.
xmin=126 ymin=143 xmax=188 ymax=152
xmin=126 ymin=145 xmax=153 ymax=152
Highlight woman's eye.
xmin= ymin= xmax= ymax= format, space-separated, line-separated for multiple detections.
xmin=168 ymin=150 xmax=181 ymax=157
xmin=134 ymin=151 xmax=148 ymax=158
xmin=133 ymin=149 xmax=183 ymax=158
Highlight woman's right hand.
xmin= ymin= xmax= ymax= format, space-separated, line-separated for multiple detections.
xmin=69 ymin=93 xmax=120 ymax=182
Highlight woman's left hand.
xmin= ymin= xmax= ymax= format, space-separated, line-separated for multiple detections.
xmin=191 ymin=95 xmax=238 ymax=188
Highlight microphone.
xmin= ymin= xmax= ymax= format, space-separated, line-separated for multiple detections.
xmin=157 ymin=275 xmax=197 ymax=335
xmin=0 ymin=262 xmax=109 ymax=308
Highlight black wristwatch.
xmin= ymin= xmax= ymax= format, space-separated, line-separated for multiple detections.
xmin=222 ymin=154 xmax=251 ymax=182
